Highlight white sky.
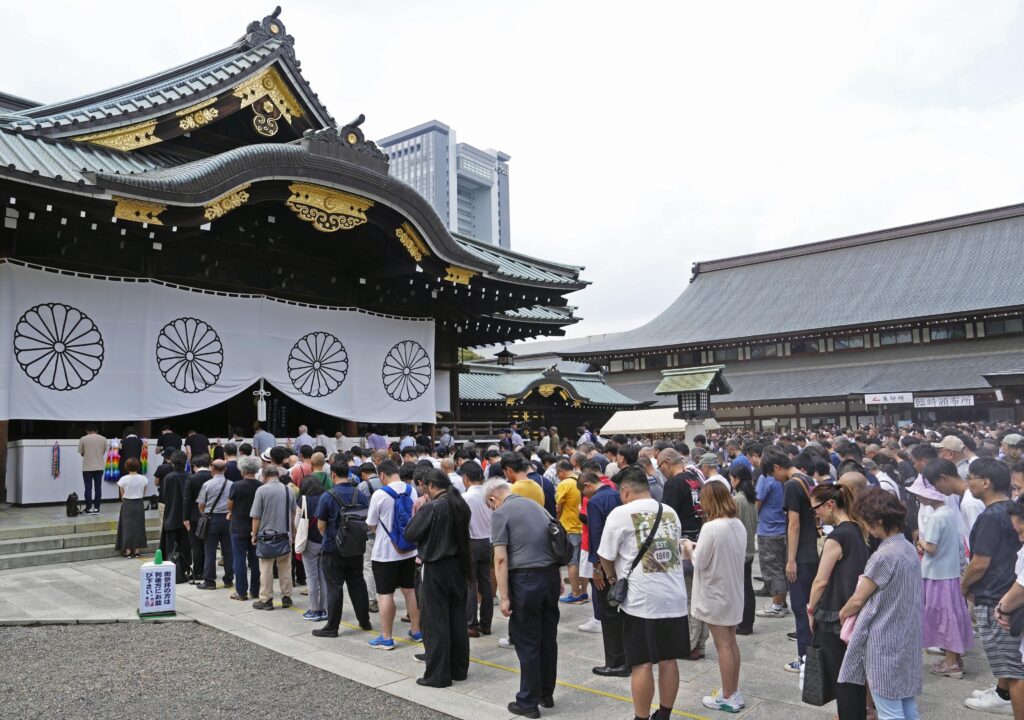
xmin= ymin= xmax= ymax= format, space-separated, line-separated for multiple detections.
xmin=6 ymin=1 xmax=1024 ymax=340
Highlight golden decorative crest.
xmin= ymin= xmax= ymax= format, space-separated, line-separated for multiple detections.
xmin=177 ymin=99 xmax=220 ymax=131
xmin=395 ymin=223 xmax=431 ymax=262
xmin=538 ymin=384 xmax=558 ymax=398
xmin=112 ymin=196 xmax=167 ymax=225
xmin=203 ymin=184 xmax=251 ymax=220
xmin=233 ymin=66 xmax=304 ymax=138
xmin=443 ymin=265 xmax=477 ymax=285
xmin=72 ymin=120 xmax=160 ymax=151
xmin=285 ymin=183 xmax=373 ymax=232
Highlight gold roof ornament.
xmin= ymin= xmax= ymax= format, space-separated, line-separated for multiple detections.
xmin=444 ymin=265 xmax=477 ymax=285
xmin=233 ymin=66 xmax=304 ymax=138
xmin=112 ymin=196 xmax=167 ymax=225
xmin=203 ymin=184 xmax=251 ymax=221
xmin=395 ymin=222 xmax=431 ymax=262
xmin=285 ymin=182 xmax=373 ymax=232
xmin=72 ymin=120 xmax=160 ymax=151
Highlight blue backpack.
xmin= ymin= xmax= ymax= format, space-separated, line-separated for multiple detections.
xmin=380 ymin=484 xmax=416 ymax=553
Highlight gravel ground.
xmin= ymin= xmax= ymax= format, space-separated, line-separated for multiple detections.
xmin=0 ymin=622 xmax=455 ymax=720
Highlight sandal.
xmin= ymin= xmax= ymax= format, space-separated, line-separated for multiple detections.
xmin=928 ymin=660 xmax=963 ymax=679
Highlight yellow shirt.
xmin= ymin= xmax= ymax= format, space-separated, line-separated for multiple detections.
xmin=555 ymin=477 xmax=582 ymax=533
xmin=511 ymin=478 xmax=545 ymax=507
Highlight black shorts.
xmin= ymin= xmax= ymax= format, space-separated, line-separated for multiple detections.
xmin=372 ymin=558 xmax=417 ymax=595
xmin=621 ymin=612 xmax=691 ymax=667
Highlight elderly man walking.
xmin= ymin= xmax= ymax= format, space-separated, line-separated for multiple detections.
xmin=486 ymin=478 xmax=562 ymax=718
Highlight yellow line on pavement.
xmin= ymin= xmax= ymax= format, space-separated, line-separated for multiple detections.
xmin=282 ymin=604 xmax=709 ymax=719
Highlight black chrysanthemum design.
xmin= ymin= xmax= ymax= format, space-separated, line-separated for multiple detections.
xmin=13 ymin=303 xmax=104 ymax=391
xmin=381 ymin=340 xmax=431 ymax=402
xmin=155 ymin=317 xmax=223 ymax=393
xmin=288 ymin=332 xmax=349 ymax=397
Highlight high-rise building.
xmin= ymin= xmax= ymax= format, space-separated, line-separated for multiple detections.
xmin=378 ymin=120 xmax=511 ymax=249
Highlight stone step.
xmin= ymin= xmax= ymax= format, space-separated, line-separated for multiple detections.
xmin=0 ymin=514 xmax=160 ymax=541
xmin=0 ymin=542 xmax=161 ymax=571
xmin=0 ymin=527 xmax=161 ymax=556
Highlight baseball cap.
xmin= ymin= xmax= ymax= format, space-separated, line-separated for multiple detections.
xmin=931 ymin=436 xmax=965 ymax=453
xmin=698 ymin=452 xmax=719 ymax=466
xmin=1003 ymin=434 xmax=1024 ymax=447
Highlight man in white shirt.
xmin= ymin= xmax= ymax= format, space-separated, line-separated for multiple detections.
xmin=598 ymin=465 xmax=689 ymax=718
xmin=462 ymin=462 xmax=493 ymax=636
xmin=293 ymin=425 xmax=315 ymax=453
xmin=365 ymin=460 xmax=421 ymax=649
xmin=443 ymin=458 xmax=465 ymax=493
xmin=698 ymin=453 xmax=728 ymax=487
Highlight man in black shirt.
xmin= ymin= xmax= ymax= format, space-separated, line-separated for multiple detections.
xmin=227 ymin=455 xmax=263 ymax=601
xmin=404 ymin=469 xmax=471 ymax=688
xmin=763 ymin=449 xmax=819 ymax=673
xmin=182 ymin=454 xmax=212 ymax=584
xmin=184 ymin=429 xmax=210 ymax=465
xmin=156 ymin=425 xmax=182 ymax=456
xmin=119 ymin=427 xmax=143 ymax=477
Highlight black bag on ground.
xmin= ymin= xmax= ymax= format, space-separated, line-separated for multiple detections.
xmin=801 ymin=634 xmax=835 ymax=706
xmin=65 ymin=492 xmax=81 ymax=517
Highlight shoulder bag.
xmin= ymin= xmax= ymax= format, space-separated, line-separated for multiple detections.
xmin=256 ymin=484 xmax=292 ymax=559
xmin=195 ymin=478 xmax=228 ymax=541
xmin=607 ymin=502 xmax=663 ymax=610
xmin=294 ymin=495 xmax=309 ymax=554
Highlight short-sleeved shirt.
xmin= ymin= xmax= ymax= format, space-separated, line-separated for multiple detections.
xmin=968 ymin=500 xmax=1023 ymax=606
xmin=228 ymin=479 xmax=261 ymax=534
xmin=117 ymin=473 xmax=148 ymax=500
xmin=316 ymin=484 xmax=368 ymax=553
xmin=492 ymin=493 xmax=556 ymax=570
xmin=511 ymin=478 xmax=545 ymax=507
xmin=197 ymin=476 xmax=231 ymax=514
xmin=78 ymin=433 xmax=108 ymax=472
xmin=156 ymin=433 xmax=182 ymax=454
xmin=555 ymin=478 xmax=582 ymax=534
xmin=250 ymin=479 xmax=296 ymax=538
xmin=921 ymin=505 xmax=964 ymax=580
xmin=184 ymin=434 xmax=210 ymax=459
xmin=597 ymin=498 xmax=686 ymax=619
xmin=755 ymin=474 xmax=786 ymax=535
xmin=783 ymin=472 xmax=820 ymax=565
xmin=367 ymin=481 xmax=419 ymax=562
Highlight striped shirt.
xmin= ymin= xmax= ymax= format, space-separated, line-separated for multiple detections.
xmin=838 ymin=534 xmax=923 ymax=699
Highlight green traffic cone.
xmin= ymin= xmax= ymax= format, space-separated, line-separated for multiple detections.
xmin=154 ymin=548 xmax=163 ymax=565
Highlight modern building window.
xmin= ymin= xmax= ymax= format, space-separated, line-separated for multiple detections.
xmin=713 ymin=347 xmax=740 ymax=362
xmin=790 ymin=339 xmax=820 ymax=354
xmin=879 ymin=330 xmax=913 ymax=346
xmin=985 ymin=317 xmax=1024 ymax=336
xmin=749 ymin=343 xmax=779 ymax=360
xmin=833 ymin=335 xmax=865 ymax=351
xmin=929 ymin=323 xmax=966 ymax=341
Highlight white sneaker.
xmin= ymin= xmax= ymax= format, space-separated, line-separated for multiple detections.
xmin=965 ymin=691 xmax=1014 ymax=714
xmin=702 ymin=689 xmax=745 ymax=713
xmin=498 ymin=637 xmax=514 ymax=649
xmin=755 ymin=603 xmax=789 ymax=618
xmin=926 ymin=646 xmax=945 ymax=656
xmin=783 ymin=658 xmax=803 ymax=674
xmin=971 ymin=686 xmax=997 ymax=699
xmin=578 ymin=618 xmax=603 ymax=633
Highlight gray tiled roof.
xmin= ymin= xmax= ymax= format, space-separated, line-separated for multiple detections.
xmin=0 ymin=128 xmax=182 ymax=186
xmin=459 ymin=365 xmax=641 ymax=407
xmin=568 ymin=204 xmax=1024 ymax=356
xmin=605 ymin=336 xmax=1024 ymax=406
xmin=500 ymin=305 xmax=577 ymax=322
xmin=452 ymin=233 xmax=586 ymax=287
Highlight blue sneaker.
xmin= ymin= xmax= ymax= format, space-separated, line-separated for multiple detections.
xmin=408 ymin=630 xmax=424 ymax=642
xmin=316 ymin=610 xmax=329 ymax=621
xmin=301 ymin=610 xmax=320 ymax=621
xmin=576 ymin=592 xmax=589 ymax=602
xmin=369 ymin=635 xmax=395 ymax=651
xmin=559 ymin=593 xmax=578 ymax=604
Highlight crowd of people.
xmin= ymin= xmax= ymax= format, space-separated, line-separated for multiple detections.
xmin=92 ymin=418 xmax=1024 ymax=719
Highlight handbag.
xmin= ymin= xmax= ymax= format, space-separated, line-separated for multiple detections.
xmin=256 ymin=484 xmax=293 ymax=559
xmin=801 ymin=634 xmax=836 ymax=706
xmin=607 ymin=503 xmax=663 ymax=610
xmin=294 ymin=495 xmax=309 ymax=554
xmin=194 ymin=478 xmax=228 ymax=541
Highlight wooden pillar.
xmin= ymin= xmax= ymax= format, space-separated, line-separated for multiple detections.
xmin=343 ymin=419 xmax=358 ymax=438
xmin=137 ymin=420 xmax=152 ymax=438
xmin=0 ymin=420 xmax=7 ymax=503
xmin=423 ymin=423 xmax=436 ymax=443
xmin=450 ymin=366 xmax=461 ymax=421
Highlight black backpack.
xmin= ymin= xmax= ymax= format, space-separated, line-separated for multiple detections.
xmin=546 ymin=511 xmax=575 ymax=567
xmin=65 ymin=492 xmax=81 ymax=517
xmin=329 ymin=488 xmax=369 ymax=558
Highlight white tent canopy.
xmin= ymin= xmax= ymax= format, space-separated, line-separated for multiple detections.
xmin=601 ymin=408 xmax=720 ymax=436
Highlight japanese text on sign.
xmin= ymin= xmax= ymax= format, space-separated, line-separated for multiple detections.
xmin=864 ymin=392 xmax=913 ymax=405
xmin=914 ymin=395 xmax=975 ymax=408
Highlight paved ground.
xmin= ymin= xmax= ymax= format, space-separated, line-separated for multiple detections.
xmin=0 ymin=555 xmax=996 ymax=720
xmin=0 ymin=623 xmax=455 ymax=720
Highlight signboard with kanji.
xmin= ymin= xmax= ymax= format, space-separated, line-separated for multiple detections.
xmin=139 ymin=561 xmax=176 ymax=617
xmin=864 ymin=392 xmax=913 ymax=405
xmin=914 ymin=395 xmax=975 ymax=408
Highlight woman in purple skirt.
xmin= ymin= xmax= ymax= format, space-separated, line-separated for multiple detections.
xmin=913 ymin=468 xmax=973 ymax=678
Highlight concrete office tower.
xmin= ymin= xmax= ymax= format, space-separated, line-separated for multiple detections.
xmin=378 ymin=120 xmax=511 ymax=249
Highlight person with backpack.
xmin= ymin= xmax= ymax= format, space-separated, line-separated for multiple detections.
xmin=365 ymin=459 xmax=422 ymax=650
xmin=312 ymin=462 xmax=372 ymax=637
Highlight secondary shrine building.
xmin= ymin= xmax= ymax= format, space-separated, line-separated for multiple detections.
xmin=563 ymin=204 xmax=1024 ymax=431
xmin=0 ymin=9 xmax=585 ymax=502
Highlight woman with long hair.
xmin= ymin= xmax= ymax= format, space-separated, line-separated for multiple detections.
xmin=683 ymin=481 xmax=747 ymax=713
xmin=730 ymin=465 xmax=758 ymax=635
xmin=115 ymin=456 xmax=148 ymax=559
xmin=807 ymin=483 xmax=871 ymax=720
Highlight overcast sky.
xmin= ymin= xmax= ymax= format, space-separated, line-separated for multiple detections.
xmin=6 ymin=1 xmax=1024 ymax=341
